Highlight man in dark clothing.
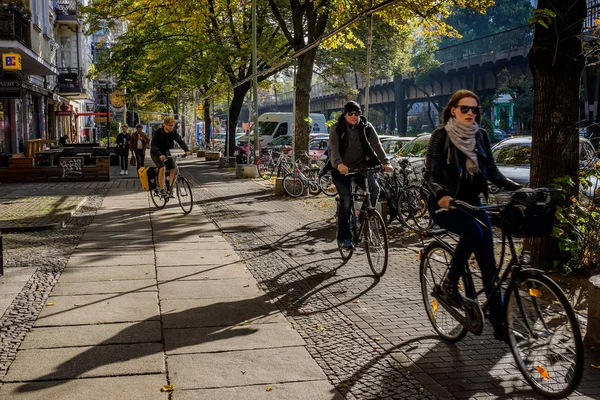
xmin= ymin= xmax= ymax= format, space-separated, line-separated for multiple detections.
xmin=150 ymin=116 xmax=191 ymax=194
xmin=329 ymin=101 xmax=392 ymax=249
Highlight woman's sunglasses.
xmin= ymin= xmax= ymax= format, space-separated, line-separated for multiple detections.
xmin=456 ymin=105 xmax=480 ymax=114
xmin=346 ymin=111 xmax=361 ymax=116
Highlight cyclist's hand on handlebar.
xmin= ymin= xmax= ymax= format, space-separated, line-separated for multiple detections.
xmin=159 ymin=155 xmax=166 ymax=161
xmin=438 ymin=195 xmax=453 ymax=209
xmin=383 ymin=163 xmax=393 ymax=173
xmin=337 ymin=163 xmax=349 ymax=175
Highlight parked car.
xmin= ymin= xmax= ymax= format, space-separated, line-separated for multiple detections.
xmin=490 ymin=136 xmax=600 ymax=199
xmin=380 ymin=137 xmax=413 ymax=159
xmin=261 ymin=135 xmax=293 ymax=153
xmin=308 ymin=137 xmax=328 ymax=159
xmin=395 ymin=133 xmax=431 ymax=163
xmin=492 ymin=129 xmax=509 ymax=143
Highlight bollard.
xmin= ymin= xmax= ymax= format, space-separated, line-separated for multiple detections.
xmin=0 ymin=235 xmax=3 ymax=276
xmin=586 ymin=275 xmax=600 ymax=344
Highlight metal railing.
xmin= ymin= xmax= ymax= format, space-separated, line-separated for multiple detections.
xmin=0 ymin=12 xmax=30 ymax=47
xmin=435 ymin=25 xmax=534 ymax=65
xmin=585 ymin=3 xmax=600 ymax=32
xmin=53 ymin=0 xmax=78 ymax=16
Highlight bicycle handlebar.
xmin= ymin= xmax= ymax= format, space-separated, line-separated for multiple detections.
xmin=435 ymin=199 xmax=504 ymax=214
xmin=347 ymin=166 xmax=384 ymax=176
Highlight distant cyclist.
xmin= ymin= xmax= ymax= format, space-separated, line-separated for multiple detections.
xmin=424 ymin=89 xmax=521 ymax=341
xmin=329 ymin=101 xmax=392 ymax=250
xmin=150 ymin=116 xmax=191 ymax=196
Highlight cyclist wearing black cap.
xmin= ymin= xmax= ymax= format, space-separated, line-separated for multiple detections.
xmin=329 ymin=100 xmax=392 ymax=250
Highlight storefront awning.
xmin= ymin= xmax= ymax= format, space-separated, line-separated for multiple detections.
xmin=0 ymin=40 xmax=57 ymax=76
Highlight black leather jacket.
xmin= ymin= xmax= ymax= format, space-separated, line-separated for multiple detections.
xmin=424 ymin=127 xmax=520 ymax=201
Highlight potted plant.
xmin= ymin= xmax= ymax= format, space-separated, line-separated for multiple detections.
xmin=0 ymin=0 xmax=32 ymax=21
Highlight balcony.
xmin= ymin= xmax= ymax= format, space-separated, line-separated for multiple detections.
xmin=58 ymin=67 xmax=82 ymax=96
xmin=54 ymin=0 xmax=78 ymax=24
xmin=0 ymin=12 xmax=29 ymax=47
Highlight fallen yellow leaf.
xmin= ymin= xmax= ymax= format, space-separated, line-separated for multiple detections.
xmin=432 ymin=300 xmax=438 ymax=313
xmin=591 ymin=364 xmax=600 ymax=369
xmin=160 ymin=384 xmax=175 ymax=392
xmin=536 ymin=365 xmax=550 ymax=380
xmin=529 ymin=288 xmax=542 ymax=298
xmin=266 ymin=386 xmax=273 ymax=392
xmin=47 ymin=302 xmax=56 ymax=306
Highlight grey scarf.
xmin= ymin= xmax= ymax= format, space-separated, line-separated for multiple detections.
xmin=445 ymin=117 xmax=479 ymax=175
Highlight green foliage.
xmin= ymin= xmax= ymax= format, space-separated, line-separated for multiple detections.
xmin=496 ymin=69 xmax=534 ymax=134
xmin=552 ymin=166 xmax=600 ymax=273
xmin=528 ymin=8 xmax=557 ymax=29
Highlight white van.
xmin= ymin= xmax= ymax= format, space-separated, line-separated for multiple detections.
xmin=257 ymin=112 xmax=327 ymax=146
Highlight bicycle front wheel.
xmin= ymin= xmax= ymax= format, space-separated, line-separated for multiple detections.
xmin=363 ymin=209 xmax=388 ymax=277
xmin=397 ymin=185 xmax=433 ymax=231
xmin=257 ymin=157 xmax=274 ymax=180
xmin=419 ymin=242 xmax=468 ymax=342
xmin=505 ymin=272 xmax=583 ymax=398
xmin=319 ymin=173 xmax=338 ymax=196
xmin=176 ymin=177 xmax=194 ymax=214
xmin=282 ymin=173 xmax=305 ymax=198
xmin=149 ymin=188 xmax=167 ymax=209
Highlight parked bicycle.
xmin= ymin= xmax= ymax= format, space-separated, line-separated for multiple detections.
xmin=149 ymin=154 xmax=194 ymax=214
xmin=335 ymin=166 xmax=388 ymax=277
xmin=282 ymin=153 xmax=336 ymax=198
xmin=419 ymin=190 xmax=583 ymax=398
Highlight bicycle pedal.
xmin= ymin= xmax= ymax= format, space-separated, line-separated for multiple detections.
xmin=463 ymin=298 xmax=484 ymax=335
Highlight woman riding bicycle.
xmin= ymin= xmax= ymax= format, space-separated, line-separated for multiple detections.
xmin=424 ymin=89 xmax=521 ymax=341
xmin=329 ymin=101 xmax=392 ymax=250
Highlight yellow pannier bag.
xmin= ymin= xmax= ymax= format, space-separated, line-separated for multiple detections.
xmin=138 ymin=166 xmax=157 ymax=191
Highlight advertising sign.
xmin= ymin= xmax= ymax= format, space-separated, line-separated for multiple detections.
xmin=2 ymin=53 xmax=22 ymax=71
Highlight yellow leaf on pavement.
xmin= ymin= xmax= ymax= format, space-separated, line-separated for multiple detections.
xmin=591 ymin=364 xmax=600 ymax=369
xmin=266 ymin=386 xmax=273 ymax=392
xmin=46 ymin=302 xmax=56 ymax=306
xmin=160 ymin=384 xmax=175 ymax=392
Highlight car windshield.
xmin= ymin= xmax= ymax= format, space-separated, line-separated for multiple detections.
xmin=269 ymin=136 xmax=291 ymax=146
xmin=258 ymin=121 xmax=278 ymax=136
xmin=383 ymin=140 xmax=408 ymax=154
xmin=397 ymin=136 xmax=429 ymax=157
xmin=309 ymin=139 xmax=328 ymax=150
xmin=492 ymin=142 xmax=531 ymax=166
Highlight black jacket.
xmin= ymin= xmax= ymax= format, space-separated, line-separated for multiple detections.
xmin=328 ymin=116 xmax=388 ymax=170
xmin=150 ymin=127 xmax=190 ymax=157
xmin=424 ymin=127 xmax=520 ymax=201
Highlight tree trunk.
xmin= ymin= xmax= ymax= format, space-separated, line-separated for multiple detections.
xmin=526 ymin=0 xmax=586 ymax=269
xmin=203 ymin=98 xmax=211 ymax=149
xmin=294 ymin=50 xmax=317 ymax=160
xmin=227 ymin=82 xmax=251 ymax=157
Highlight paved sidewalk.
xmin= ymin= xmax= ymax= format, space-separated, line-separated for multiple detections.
xmin=0 ymin=181 xmax=341 ymax=399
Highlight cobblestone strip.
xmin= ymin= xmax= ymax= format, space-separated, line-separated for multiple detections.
xmin=191 ymin=177 xmax=437 ymax=400
xmin=0 ymin=187 xmax=108 ymax=376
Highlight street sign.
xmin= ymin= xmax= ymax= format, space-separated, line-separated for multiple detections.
xmin=0 ymin=72 xmax=22 ymax=99
xmin=2 ymin=53 xmax=21 ymax=71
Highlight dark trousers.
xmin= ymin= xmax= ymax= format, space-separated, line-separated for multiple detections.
xmin=332 ymin=169 xmax=380 ymax=241
xmin=119 ymin=152 xmax=128 ymax=170
xmin=429 ymin=198 xmax=503 ymax=322
xmin=135 ymin=149 xmax=145 ymax=168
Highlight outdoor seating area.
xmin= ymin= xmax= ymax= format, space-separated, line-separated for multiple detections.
xmin=0 ymin=141 xmax=111 ymax=183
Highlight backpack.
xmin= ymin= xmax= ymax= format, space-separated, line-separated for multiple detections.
xmin=499 ymin=188 xmax=562 ymax=238
xmin=138 ymin=166 xmax=157 ymax=191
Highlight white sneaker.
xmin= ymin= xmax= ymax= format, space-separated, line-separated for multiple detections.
xmin=120 ymin=170 xmax=124 ymax=175
xmin=125 ymin=170 xmax=128 ymax=175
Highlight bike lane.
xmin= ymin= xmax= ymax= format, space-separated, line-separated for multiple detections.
xmin=186 ymin=159 xmax=600 ymax=399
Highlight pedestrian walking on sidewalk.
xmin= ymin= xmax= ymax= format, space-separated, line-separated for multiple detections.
xmin=116 ymin=125 xmax=131 ymax=175
xmin=150 ymin=116 xmax=191 ymax=196
xmin=130 ymin=124 xmax=150 ymax=170
xmin=424 ymin=89 xmax=521 ymax=341
xmin=328 ymin=100 xmax=392 ymax=250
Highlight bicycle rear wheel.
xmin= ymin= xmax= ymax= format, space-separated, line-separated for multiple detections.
xmin=175 ymin=177 xmax=194 ymax=214
xmin=419 ymin=242 xmax=468 ymax=342
xmin=363 ymin=209 xmax=388 ymax=277
xmin=257 ymin=157 xmax=274 ymax=180
xmin=282 ymin=173 xmax=305 ymax=198
xmin=505 ymin=272 xmax=583 ymax=398
xmin=149 ymin=188 xmax=167 ymax=209
xmin=319 ymin=173 xmax=338 ymax=196
xmin=398 ymin=184 xmax=433 ymax=230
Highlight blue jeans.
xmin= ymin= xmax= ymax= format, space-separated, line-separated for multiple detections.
xmin=332 ymin=169 xmax=380 ymax=241
xmin=428 ymin=197 xmax=504 ymax=325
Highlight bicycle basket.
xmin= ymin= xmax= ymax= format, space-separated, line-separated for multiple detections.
xmin=499 ymin=188 xmax=562 ymax=238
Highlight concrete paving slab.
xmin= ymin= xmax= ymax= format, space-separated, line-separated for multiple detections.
xmin=66 ymin=254 xmax=155 ymax=267
xmin=167 ymin=347 xmax=327 ymax=390
xmin=157 ymin=263 xmax=251 ymax=281
xmin=51 ymin=279 xmax=157 ymax=296
xmin=159 ymin=279 xmax=259 ymax=300
xmin=161 ymin=297 xmax=285 ymax=329
xmin=75 ymin=239 xmax=153 ymax=249
xmin=80 ymin=231 xmax=153 ymax=242
xmin=84 ymin=225 xmax=151 ymax=233
xmin=153 ymin=231 xmax=221 ymax=243
xmin=172 ymin=381 xmax=342 ymax=400
xmin=156 ymin=250 xmax=240 ymax=266
xmin=2 ymin=343 xmax=164 ymax=382
xmin=20 ymin=321 xmax=162 ymax=349
xmin=0 ymin=281 xmax=28 ymax=294
xmin=164 ymin=322 xmax=305 ymax=354
xmin=0 ymin=295 xmax=14 ymax=317
xmin=0 ymin=267 xmax=36 ymax=282
xmin=216 ymin=219 xmax=267 ymax=233
xmin=34 ymin=292 xmax=159 ymax=327
xmin=0 ymin=374 xmax=169 ymax=400
xmin=59 ymin=265 xmax=156 ymax=282
xmin=154 ymin=240 xmax=231 ymax=251
xmin=70 ymin=248 xmax=154 ymax=257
